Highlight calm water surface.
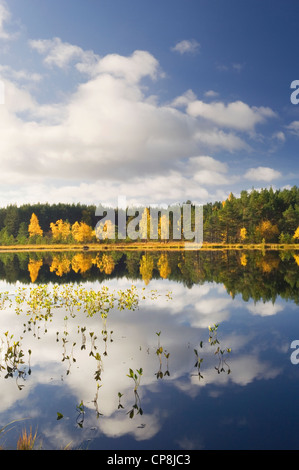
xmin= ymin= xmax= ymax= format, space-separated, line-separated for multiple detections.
xmin=0 ymin=249 xmax=299 ymax=450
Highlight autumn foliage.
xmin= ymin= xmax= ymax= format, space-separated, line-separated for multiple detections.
xmin=71 ymin=221 xmax=94 ymax=243
xmin=28 ymin=213 xmax=43 ymax=238
xmin=50 ymin=219 xmax=71 ymax=241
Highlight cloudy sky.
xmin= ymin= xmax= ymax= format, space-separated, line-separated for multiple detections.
xmin=0 ymin=0 xmax=298 ymax=207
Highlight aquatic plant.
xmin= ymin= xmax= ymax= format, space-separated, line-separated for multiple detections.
xmin=127 ymin=368 xmax=143 ymax=419
xmin=193 ymin=347 xmax=204 ymax=380
xmin=16 ymin=427 xmax=37 ymax=450
xmin=127 ymin=367 xmax=143 ymax=392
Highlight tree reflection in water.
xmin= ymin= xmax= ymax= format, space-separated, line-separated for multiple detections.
xmin=0 ymin=249 xmax=298 ymax=449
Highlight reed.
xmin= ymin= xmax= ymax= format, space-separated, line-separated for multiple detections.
xmin=16 ymin=427 xmax=37 ymax=450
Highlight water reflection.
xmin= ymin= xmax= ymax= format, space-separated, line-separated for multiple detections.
xmin=0 ymin=282 xmax=236 ymax=448
xmin=0 ymin=250 xmax=298 ymax=304
xmin=0 ymin=250 xmax=298 ymax=449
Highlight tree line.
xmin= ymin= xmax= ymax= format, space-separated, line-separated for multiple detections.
xmin=0 ymin=186 xmax=298 ymax=245
xmin=203 ymin=185 xmax=299 ymax=244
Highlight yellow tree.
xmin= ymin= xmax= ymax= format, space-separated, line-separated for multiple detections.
xmin=28 ymin=213 xmax=43 ymax=238
xmin=256 ymin=254 xmax=279 ymax=273
xmin=93 ymin=253 xmax=115 ymax=275
xmin=95 ymin=220 xmax=115 ymax=240
xmin=139 ymin=253 xmax=154 ymax=285
xmin=139 ymin=208 xmax=150 ymax=241
xmin=50 ymin=220 xmax=71 ymax=242
xmin=72 ymin=221 xmax=94 ymax=243
xmin=158 ymin=214 xmax=170 ymax=242
xmin=294 ymin=226 xmax=299 ymax=241
xmin=157 ymin=253 xmax=171 ymax=279
xmin=71 ymin=253 xmax=93 ymax=273
xmin=240 ymin=227 xmax=247 ymax=241
xmin=240 ymin=253 xmax=248 ymax=266
xmin=255 ymin=220 xmax=279 ymax=242
xmin=50 ymin=255 xmax=71 ymax=277
xmin=28 ymin=259 xmax=43 ymax=283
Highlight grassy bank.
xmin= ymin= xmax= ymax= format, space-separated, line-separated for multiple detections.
xmin=0 ymin=242 xmax=298 ymax=252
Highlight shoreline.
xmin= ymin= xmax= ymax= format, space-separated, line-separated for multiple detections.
xmin=0 ymin=242 xmax=298 ymax=252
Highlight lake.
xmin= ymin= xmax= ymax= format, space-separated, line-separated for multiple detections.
xmin=0 ymin=249 xmax=299 ymax=450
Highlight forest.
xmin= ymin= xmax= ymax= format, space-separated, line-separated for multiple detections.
xmin=0 ymin=185 xmax=298 ymax=245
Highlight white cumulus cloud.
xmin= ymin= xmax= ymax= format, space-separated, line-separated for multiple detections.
xmin=244 ymin=166 xmax=281 ymax=182
xmin=187 ymin=99 xmax=276 ymax=132
xmin=29 ymin=36 xmax=99 ymax=70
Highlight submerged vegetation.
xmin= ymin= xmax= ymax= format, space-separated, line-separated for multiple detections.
xmin=0 ymin=281 xmax=231 ymax=450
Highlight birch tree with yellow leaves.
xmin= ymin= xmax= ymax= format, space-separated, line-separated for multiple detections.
xmin=157 ymin=253 xmax=171 ymax=279
xmin=50 ymin=220 xmax=71 ymax=242
xmin=28 ymin=258 xmax=43 ymax=282
xmin=95 ymin=219 xmax=115 ymax=241
xmin=139 ymin=208 xmax=151 ymax=241
xmin=255 ymin=220 xmax=279 ymax=242
xmin=159 ymin=214 xmax=170 ymax=242
xmin=71 ymin=221 xmax=94 ymax=243
xmin=28 ymin=213 xmax=43 ymax=238
xmin=140 ymin=253 xmax=154 ymax=285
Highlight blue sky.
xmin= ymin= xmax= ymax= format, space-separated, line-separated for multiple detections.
xmin=0 ymin=0 xmax=298 ymax=207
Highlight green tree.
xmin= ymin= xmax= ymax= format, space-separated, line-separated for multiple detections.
xmin=16 ymin=222 xmax=29 ymax=244
xmin=282 ymin=205 xmax=298 ymax=234
xmin=4 ymin=205 xmax=19 ymax=238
